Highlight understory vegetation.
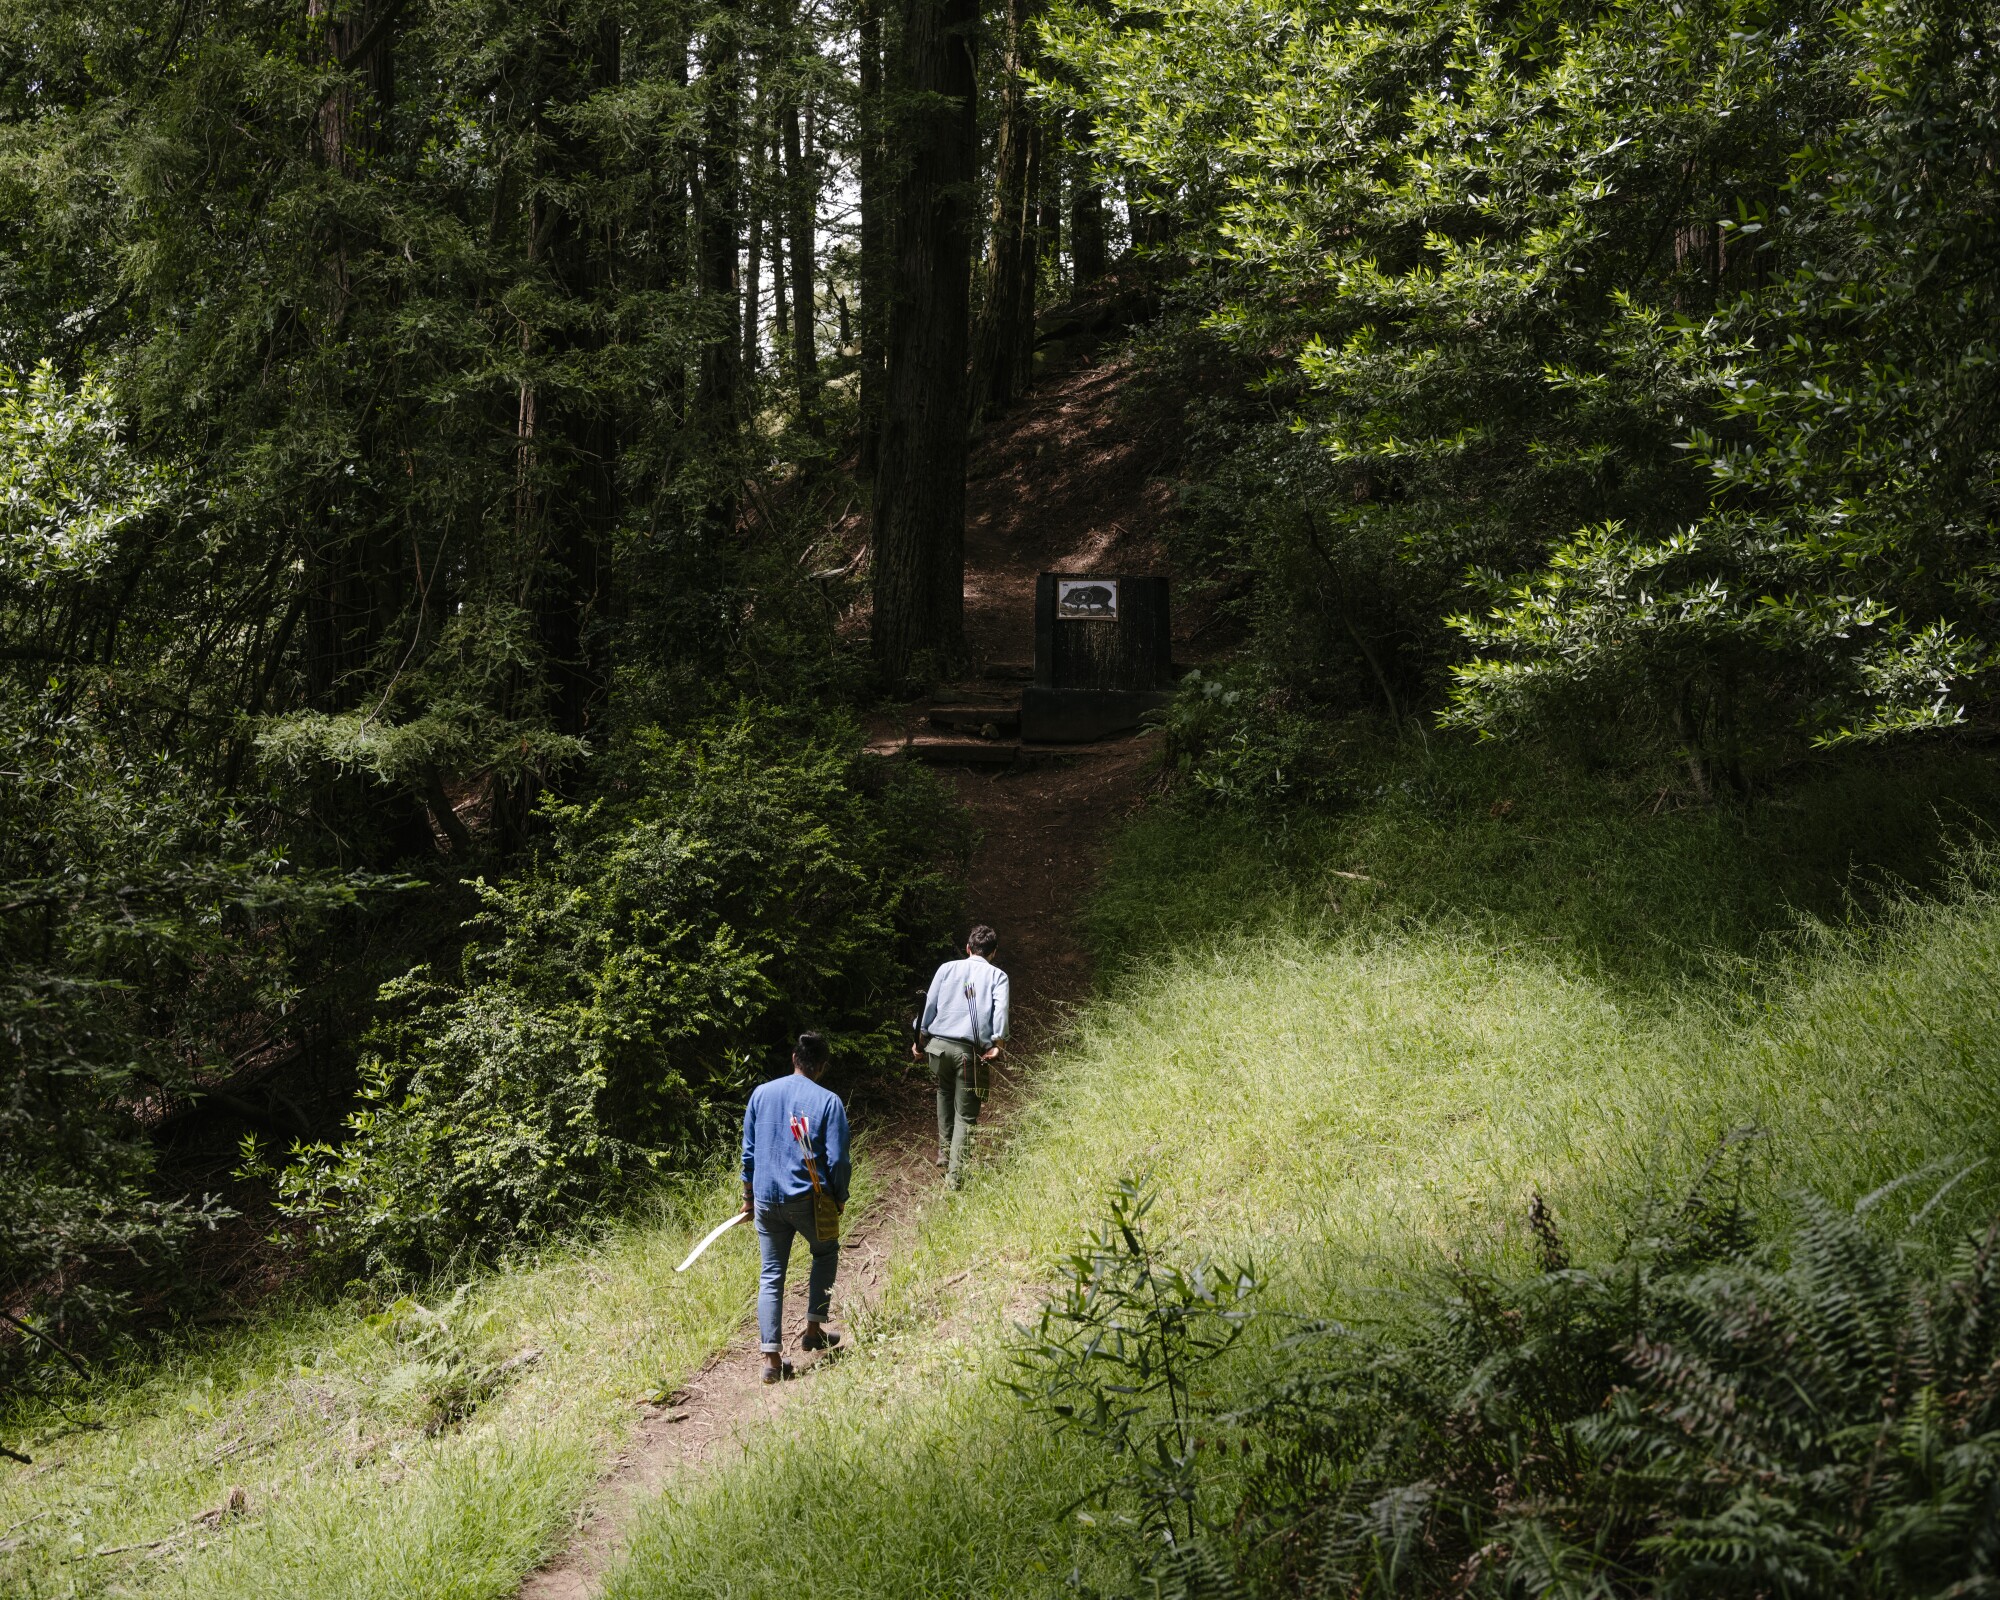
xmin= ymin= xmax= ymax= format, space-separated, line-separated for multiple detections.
xmin=1049 ymin=0 xmax=2000 ymax=777
xmin=274 ymin=709 xmax=965 ymax=1274
xmin=7 ymin=0 xmax=2000 ymax=1584
xmin=597 ymin=741 xmax=2000 ymax=1600
xmin=5 ymin=730 xmax=1997 ymax=1596
xmin=0 ymin=1170 xmax=768 ymax=1597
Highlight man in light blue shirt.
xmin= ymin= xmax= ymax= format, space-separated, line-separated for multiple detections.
xmin=913 ymin=924 xmax=1010 ymax=1188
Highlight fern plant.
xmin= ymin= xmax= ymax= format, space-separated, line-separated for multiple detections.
xmin=1016 ymin=1153 xmax=2000 ymax=1599
xmin=1236 ymin=1162 xmax=2000 ymax=1598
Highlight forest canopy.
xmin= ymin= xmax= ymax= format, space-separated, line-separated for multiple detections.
xmin=1044 ymin=0 xmax=1999 ymax=792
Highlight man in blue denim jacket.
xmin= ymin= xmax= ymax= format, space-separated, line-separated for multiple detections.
xmin=740 ymin=1032 xmax=851 ymax=1383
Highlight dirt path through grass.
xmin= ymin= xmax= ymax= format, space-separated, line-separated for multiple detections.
xmin=516 ymin=357 xmax=1177 ymax=1599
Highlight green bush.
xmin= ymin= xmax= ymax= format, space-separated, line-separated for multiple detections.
xmin=1018 ymin=1159 xmax=2000 ymax=1599
xmin=1158 ymin=668 xmax=1353 ymax=817
xmin=1216 ymin=1165 xmax=2000 ymax=1599
xmin=0 ymin=693 xmax=377 ymax=1376
xmin=279 ymin=706 xmax=968 ymax=1271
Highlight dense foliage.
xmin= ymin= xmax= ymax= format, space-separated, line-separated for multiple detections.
xmin=1025 ymin=1163 xmax=2000 ymax=1599
xmin=1234 ymin=1174 xmax=2000 ymax=1597
xmin=0 ymin=365 xmax=388 ymax=1365
xmin=1 ymin=0 xmax=1056 ymax=1360
xmin=278 ymin=709 xmax=966 ymax=1270
xmin=1046 ymin=0 xmax=2000 ymax=784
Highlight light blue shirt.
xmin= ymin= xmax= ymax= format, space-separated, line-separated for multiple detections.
xmin=920 ymin=954 xmax=1011 ymax=1049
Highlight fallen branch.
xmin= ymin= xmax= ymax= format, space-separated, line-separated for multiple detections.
xmin=67 ymin=1487 xmax=246 ymax=1561
xmin=1 ymin=1310 xmax=91 ymax=1379
xmin=71 ymin=1535 xmax=181 ymax=1560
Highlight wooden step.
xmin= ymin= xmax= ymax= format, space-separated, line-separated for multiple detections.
xmin=902 ymin=736 xmax=1020 ymax=767
xmin=928 ymin=704 xmax=1021 ymax=735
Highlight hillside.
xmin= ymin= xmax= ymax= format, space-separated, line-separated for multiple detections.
xmin=0 ymin=343 xmax=1191 ymax=1599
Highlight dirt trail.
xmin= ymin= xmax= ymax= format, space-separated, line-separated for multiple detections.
xmin=517 ymin=355 xmax=1180 ymax=1600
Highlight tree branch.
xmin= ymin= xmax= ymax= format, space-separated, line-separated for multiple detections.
xmin=0 ymin=1311 xmax=92 ymax=1380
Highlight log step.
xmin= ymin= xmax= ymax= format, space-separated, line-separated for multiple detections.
xmin=928 ymin=704 xmax=1021 ymax=735
xmin=903 ymin=736 xmax=1020 ymax=767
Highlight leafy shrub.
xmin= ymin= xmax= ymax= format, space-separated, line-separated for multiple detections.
xmin=279 ymin=705 xmax=968 ymax=1271
xmin=0 ymin=697 xmax=376 ymax=1375
xmin=1158 ymin=669 xmax=1352 ymax=816
xmin=1049 ymin=0 xmax=2000 ymax=773
xmin=1026 ymin=1155 xmax=2000 ymax=1598
xmin=1259 ymin=1172 xmax=2000 ymax=1596
xmin=1010 ymin=1177 xmax=1257 ymax=1548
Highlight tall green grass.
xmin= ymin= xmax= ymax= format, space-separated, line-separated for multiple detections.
xmin=10 ymin=742 xmax=1996 ymax=1599
xmin=0 ymin=1171 xmax=765 ymax=1598
xmin=605 ymin=743 xmax=2000 ymax=1600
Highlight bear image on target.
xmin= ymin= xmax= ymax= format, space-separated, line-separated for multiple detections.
xmin=1057 ymin=580 xmax=1118 ymax=619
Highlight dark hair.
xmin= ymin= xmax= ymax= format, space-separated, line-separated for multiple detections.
xmin=793 ymin=1030 xmax=831 ymax=1070
xmin=967 ymin=925 xmax=998 ymax=955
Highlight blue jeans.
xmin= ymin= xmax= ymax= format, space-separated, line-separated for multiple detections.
xmin=755 ymin=1195 xmax=839 ymax=1354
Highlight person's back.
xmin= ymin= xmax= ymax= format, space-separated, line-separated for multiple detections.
xmin=743 ymin=1073 xmax=850 ymax=1210
xmin=915 ymin=924 xmax=1009 ymax=1188
xmin=740 ymin=1033 xmax=850 ymax=1382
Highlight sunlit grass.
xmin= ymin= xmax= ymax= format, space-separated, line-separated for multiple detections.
xmin=604 ymin=748 xmax=2000 ymax=1600
xmin=0 ymin=1171 xmax=768 ymax=1599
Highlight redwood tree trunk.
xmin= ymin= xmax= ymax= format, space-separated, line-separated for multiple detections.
xmin=742 ymin=130 xmax=764 ymax=380
xmin=783 ymin=93 xmax=822 ymax=436
xmin=532 ymin=16 xmax=622 ymax=740
xmin=1070 ymin=111 xmax=1107 ymax=285
xmin=970 ymin=0 xmax=1039 ymax=424
xmin=870 ymin=0 xmax=977 ymax=684
xmin=304 ymin=0 xmax=403 ymax=715
xmin=695 ymin=14 xmax=742 ymax=524
xmin=855 ymin=0 xmax=888 ymax=480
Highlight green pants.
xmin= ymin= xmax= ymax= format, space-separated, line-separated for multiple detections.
xmin=929 ymin=1037 xmax=984 ymax=1188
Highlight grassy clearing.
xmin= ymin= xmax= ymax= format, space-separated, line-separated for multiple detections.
xmin=604 ymin=743 xmax=2000 ymax=1600
xmin=0 ymin=1166 xmax=786 ymax=1599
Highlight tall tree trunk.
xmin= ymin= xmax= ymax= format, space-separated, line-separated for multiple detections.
xmin=870 ymin=0 xmax=977 ymax=684
xmin=1035 ymin=115 xmax=1061 ymax=285
xmin=970 ymin=0 xmax=1038 ymax=424
xmin=304 ymin=0 xmax=401 ymax=714
xmin=771 ymin=136 xmax=790 ymax=376
xmin=308 ymin=0 xmax=395 ymax=176
xmin=531 ymin=16 xmax=622 ymax=740
xmin=1125 ymin=171 xmax=1173 ymax=252
xmin=743 ymin=137 xmax=764 ymax=379
xmin=855 ymin=0 xmax=888 ymax=480
xmin=695 ymin=13 xmax=743 ymax=526
xmin=782 ymin=91 xmax=822 ymax=436
xmin=1016 ymin=111 xmax=1043 ymax=384
xmin=1069 ymin=111 xmax=1107 ymax=285
xmin=662 ymin=28 xmax=693 ymax=426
